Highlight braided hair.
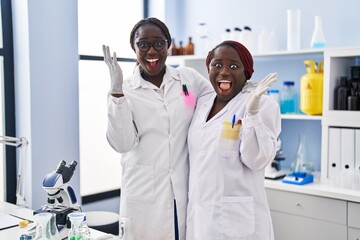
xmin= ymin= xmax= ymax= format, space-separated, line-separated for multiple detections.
xmin=130 ymin=17 xmax=172 ymax=51
xmin=206 ymin=40 xmax=254 ymax=80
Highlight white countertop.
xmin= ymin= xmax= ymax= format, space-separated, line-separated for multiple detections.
xmin=0 ymin=201 xmax=118 ymax=240
xmin=265 ymin=179 xmax=360 ymax=202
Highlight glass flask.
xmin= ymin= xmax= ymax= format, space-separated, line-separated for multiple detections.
xmin=68 ymin=212 xmax=91 ymax=240
xmin=119 ymin=217 xmax=134 ymax=240
xmin=292 ymin=134 xmax=314 ymax=175
xmin=34 ymin=212 xmax=60 ymax=240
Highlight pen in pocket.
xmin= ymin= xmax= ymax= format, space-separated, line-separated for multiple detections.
xmin=182 ymin=84 xmax=189 ymax=96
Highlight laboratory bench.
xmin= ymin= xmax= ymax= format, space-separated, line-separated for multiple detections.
xmin=265 ymin=179 xmax=360 ymax=240
xmin=0 ymin=201 xmax=118 ymax=240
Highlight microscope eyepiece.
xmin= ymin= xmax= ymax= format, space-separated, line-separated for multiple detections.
xmin=69 ymin=161 xmax=77 ymax=172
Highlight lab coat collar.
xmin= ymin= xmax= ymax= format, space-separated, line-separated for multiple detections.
xmin=127 ymin=65 xmax=180 ymax=90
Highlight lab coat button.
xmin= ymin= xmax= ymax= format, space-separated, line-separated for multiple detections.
xmin=168 ymin=203 xmax=173 ymax=208
xmin=164 ymin=101 xmax=168 ymax=106
xmin=169 ymin=134 xmax=173 ymax=139
xmin=169 ymin=168 xmax=174 ymax=174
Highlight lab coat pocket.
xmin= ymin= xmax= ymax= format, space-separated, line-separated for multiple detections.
xmin=221 ymin=196 xmax=255 ymax=238
xmin=123 ymin=164 xmax=155 ymax=201
xmin=218 ymin=121 xmax=241 ymax=154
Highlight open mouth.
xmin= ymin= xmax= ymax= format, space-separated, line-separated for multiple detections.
xmin=146 ymin=58 xmax=159 ymax=69
xmin=218 ymin=80 xmax=232 ymax=91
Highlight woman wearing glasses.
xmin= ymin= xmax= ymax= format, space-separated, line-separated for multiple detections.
xmin=103 ymin=18 xmax=212 ymax=240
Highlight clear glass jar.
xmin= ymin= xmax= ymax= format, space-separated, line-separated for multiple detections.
xmin=68 ymin=212 xmax=91 ymax=240
xmin=280 ymin=81 xmax=297 ymax=114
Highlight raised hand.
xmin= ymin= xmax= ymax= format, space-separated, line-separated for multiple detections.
xmin=246 ymin=72 xmax=277 ymax=115
xmin=102 ymin=45 xmax=124 ymax=94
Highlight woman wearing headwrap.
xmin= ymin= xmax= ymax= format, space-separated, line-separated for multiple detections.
xmin=186 ymin=41 xmax=281 ymax=240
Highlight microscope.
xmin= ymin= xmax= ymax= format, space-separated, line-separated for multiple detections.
xmin=34 ymin=160 xmax=80 ymax=226
xmin=265 ymin=138 xmax=286 ymax=180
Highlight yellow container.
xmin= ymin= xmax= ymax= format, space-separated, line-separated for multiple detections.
xmin=300 ymin=60 xmax=324 ymax=115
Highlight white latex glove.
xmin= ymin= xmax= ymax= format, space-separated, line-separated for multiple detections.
xmin=102 ymin=45 xmax=124 ymax=94
xmin=246 ymin=72 xmax=278 ymax=116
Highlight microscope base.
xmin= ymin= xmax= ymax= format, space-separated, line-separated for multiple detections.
xmin=34 ymin=206 xmax=77 ymax=226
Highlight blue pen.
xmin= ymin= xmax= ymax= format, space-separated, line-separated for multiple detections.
xmin=232 ymin=114 xmax=236 ymax=128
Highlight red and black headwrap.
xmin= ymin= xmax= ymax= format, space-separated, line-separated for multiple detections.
xmin=205 ymin=40 xmax=254 ymax=80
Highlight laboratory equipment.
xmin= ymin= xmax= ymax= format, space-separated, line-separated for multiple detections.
xmin=334 ymin=76 xmax=350 ymax=110
xmin=310 ymin=16 xmax=326 ymax=49
xmin=195 ymin=23 xmax=212 ymax=56
xmin=120 ymin=217 xmax=133 ymax=240
xmin=265 ymin=138 xmax=286 ymax=180
xmin=280 ymin=81 xmax=297 ymax=114
xmin=0 ymin=136 xmax=29 ymax=207
xmin=68 ymin=212 xmax=91 ymax=240
xmin=34 ymin=160 xmax=80 ymax=226
xmin=300 ymin=60 xmax=324 ymax=115
xmin=282 ymin=134 xmax=314 ymax=185
xmin=34 ymin=212 xmax=60 ymax=240
xmin=287 ymin=9 xmax=301 ymax=51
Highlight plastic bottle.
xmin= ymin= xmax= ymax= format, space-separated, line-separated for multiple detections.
xmin=280 ymin=81 xmax=297 ymax=114
xmin=185 ymin=37 xmax=194 ymax=55
xmin=334 ymin=76 xmax=350 ymax=110
xmin=68 ymin=212 xmax=91 ymax=240
xmin=310 ymin=16 xmax=326 ymax=49
xmin=195 ymin=23 xmax=212 ymax=56
xmin=300 ymin=60 xmax=324 ymax=115
xmin=241 ymin=26 xmax=254 ymax=52
xmin=231 ymin=27 xmax=242 ymax=42
xmin=221 ymin=28 xmax=232 ymax=41
xmin=267 ymin=89 xmax=280 ymax=105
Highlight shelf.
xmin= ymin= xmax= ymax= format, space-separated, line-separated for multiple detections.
xmin=167 ymin=48 xmax=324 ymax=61
xmin=281 ymin=114 xmax=322 ymax=120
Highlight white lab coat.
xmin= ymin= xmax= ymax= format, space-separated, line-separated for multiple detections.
xmin=107 ymin=65 xmax=212 ymax=240
xmin=186 ymin=86 xmax=281 ymax=240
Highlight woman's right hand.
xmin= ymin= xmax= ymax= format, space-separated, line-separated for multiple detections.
xmin=102 ymin=45 xmax=124 ymax=94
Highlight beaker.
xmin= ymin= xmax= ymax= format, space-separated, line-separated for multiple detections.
xmin=34 ymin=212 xmax=60 ymax=240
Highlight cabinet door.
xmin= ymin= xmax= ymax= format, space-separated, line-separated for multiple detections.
xmin=348 ymin=227 xmax=360 ymax=240
xmin=349 ymin=202 xmax=360 ymax=229
xmin=271 ymin=211 xmax=347 ymax=240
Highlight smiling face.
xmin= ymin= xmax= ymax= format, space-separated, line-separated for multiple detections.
xmin=208 ymin=45 xmax=247 ymax=103
xmin=133 ymin=23 xmax=168 ymax=81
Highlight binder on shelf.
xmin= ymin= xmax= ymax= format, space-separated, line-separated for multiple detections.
xmin=355 ymin=129 xmax=360 ymax=174
xmin=340 ymin=128 xmax=355 ymax=172
xmin=328 ymin=127 xmax=341 ymax=178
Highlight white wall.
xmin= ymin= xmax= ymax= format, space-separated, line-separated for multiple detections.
xmin=12 ymin=0 xmax=79 ymax=209
xmin=165 ymin=0 xmax=360 ymax=51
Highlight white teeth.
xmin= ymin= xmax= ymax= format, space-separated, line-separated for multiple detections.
xmin=218 ymin=80 xmax=231 ymax=83
xmin=147 ymin=59 xmax=158 ymax=62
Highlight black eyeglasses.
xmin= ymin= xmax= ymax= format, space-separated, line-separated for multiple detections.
xmin=135 ymin=39 xmax=167 ymax=52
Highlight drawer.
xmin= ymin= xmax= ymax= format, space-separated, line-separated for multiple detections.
xmin=266 ymin=189 xmax=347 ymax=225
xmin=348 ymin=227 xmax=360 ymax=240
xmin=349 ymin=202 xmax=360 ymax=229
